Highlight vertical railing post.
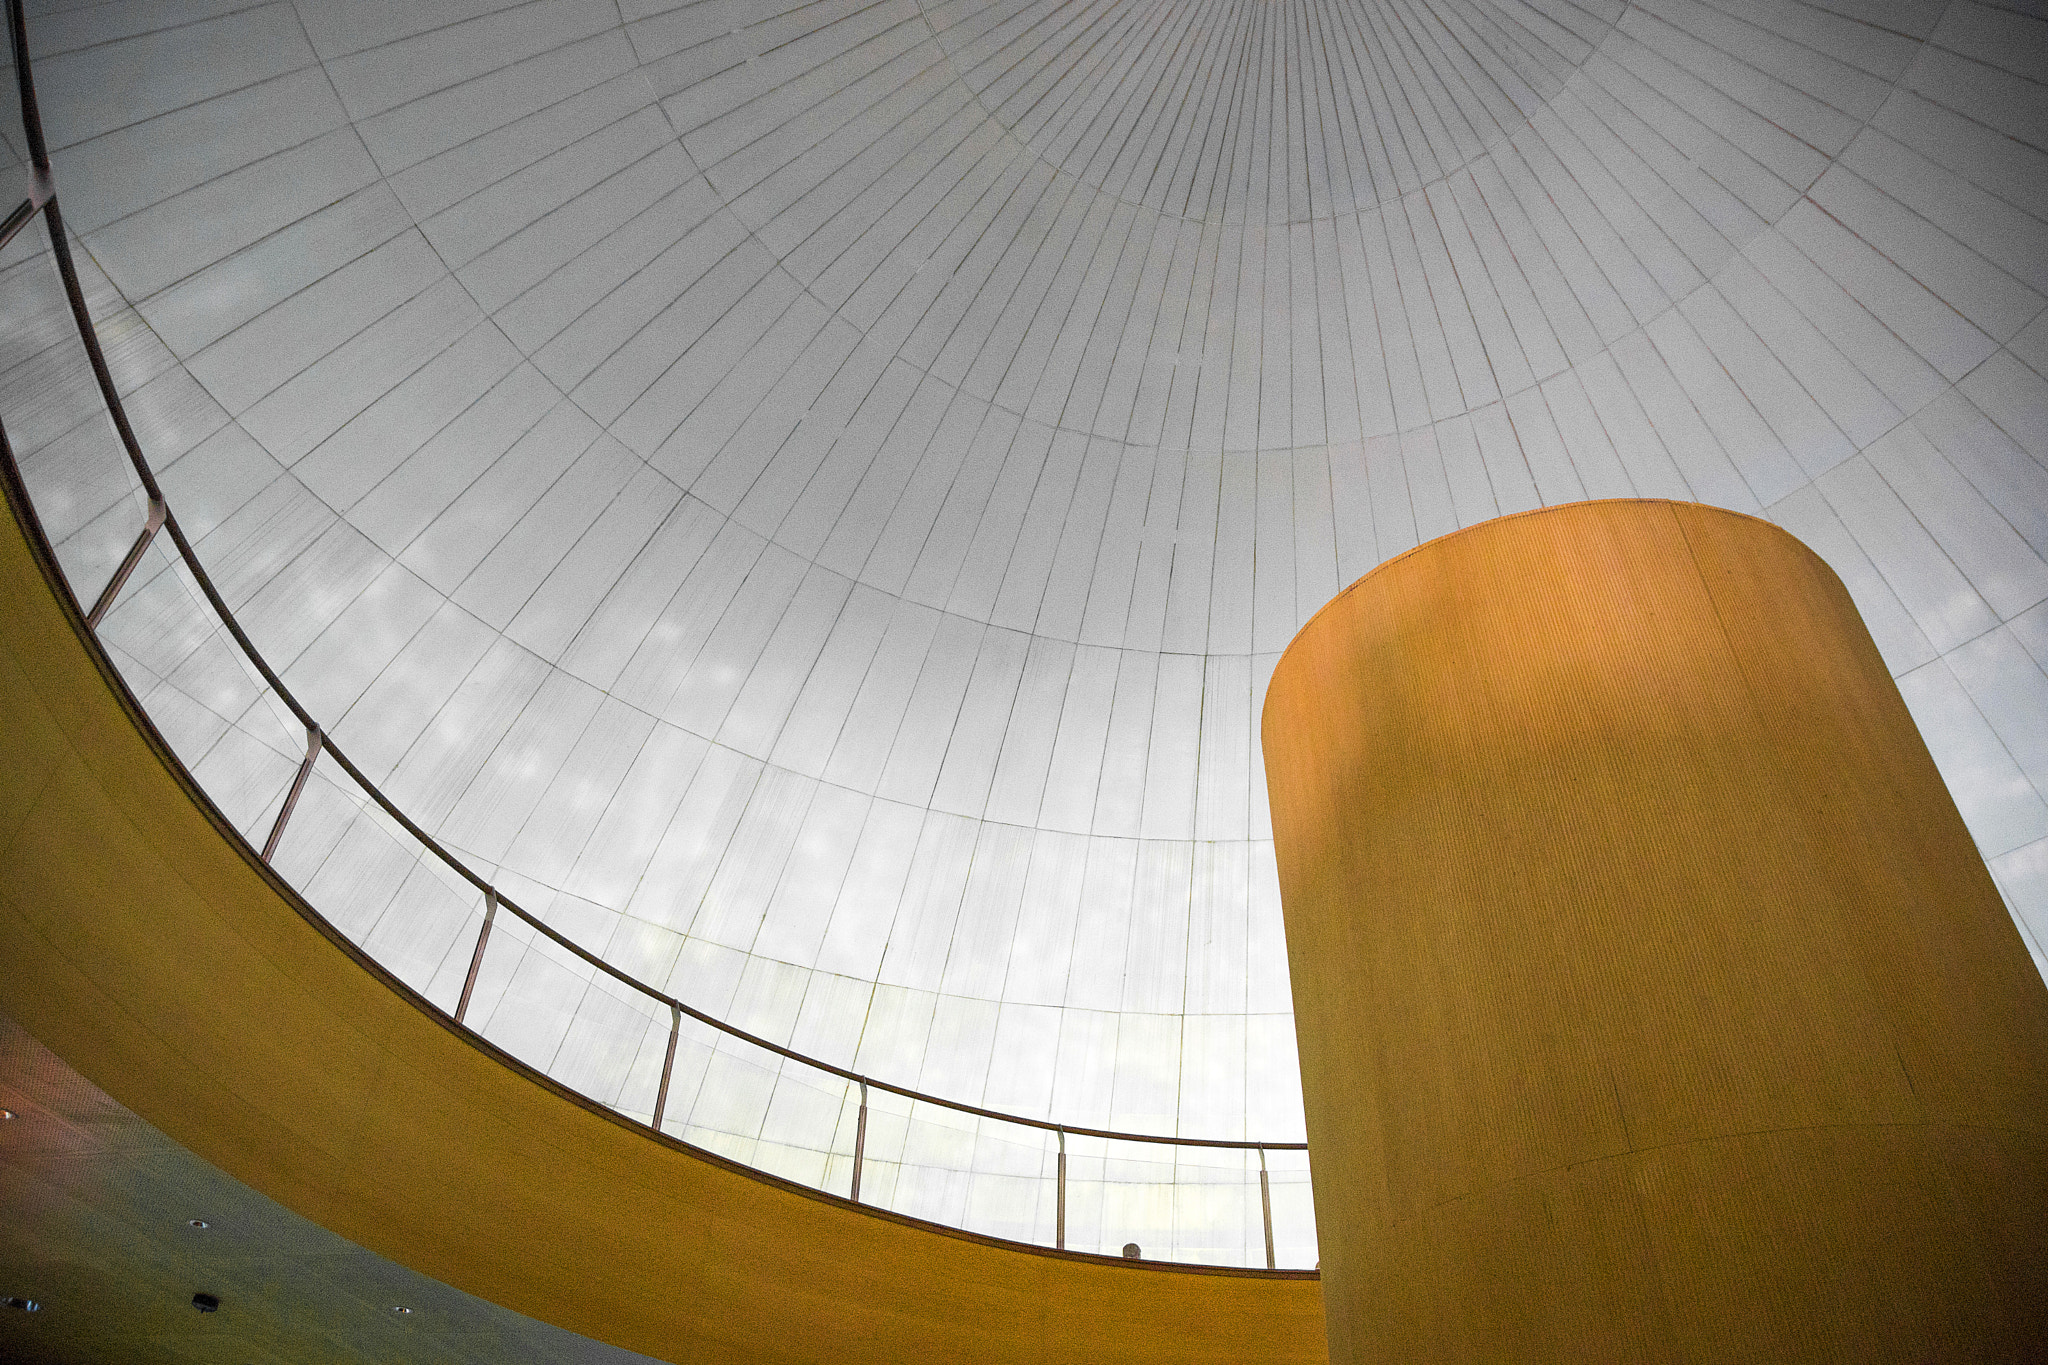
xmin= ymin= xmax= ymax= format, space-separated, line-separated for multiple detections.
xmin=651 ymin=1003 xmax=680 ymax=1134
xmin=1056 ymin=1127 xmax=1067 ymax=1251
xmin=1259 ymin=1145 xmax=1276 ymax=1270
xmin=261 ymin=724 xmax=321 ymax=864
xmin=850 ymin=1078 xmax=869 ymax=1203
xmin=454 ymin=889 xmax=497 ymax=1025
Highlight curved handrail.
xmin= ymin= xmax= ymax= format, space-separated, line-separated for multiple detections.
xmin=0 ymin=0 xmax=1307 ymax=1261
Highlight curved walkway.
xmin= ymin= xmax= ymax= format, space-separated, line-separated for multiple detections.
xmin=0 ymin=459 xmax=1324 ymax=1363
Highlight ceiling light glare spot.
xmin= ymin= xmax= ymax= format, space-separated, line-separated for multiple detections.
xmin=2 ymin=1297 xmax=38 ymax=1312
xmin=0 ymin=1110 xmax=14 ymax=1120
xmin=187 ymin=1219 xmax=209 ymax=1229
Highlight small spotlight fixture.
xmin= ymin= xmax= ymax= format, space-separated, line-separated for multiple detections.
xmin=2 ymin=1296 xmax=38 ymax=1312
xmin=187 ymin=1219 xmax=209 ymax=1229
xmin=191 ymin=1292 xmax=220 ymax=1313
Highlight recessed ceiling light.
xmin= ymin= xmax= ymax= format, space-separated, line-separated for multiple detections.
xmin=0 ymin=1110 xmax=15 ymax=1120
xmin=390 ymin=1305 xmax=412 ymax=1315
xmin=191 ymin=1293 xmax=220 ymax=1314
xmin=187 ymin=1219 xmax=209 ymax=1229
xmin=2 ymin=1297 xmax=38 ymax=1312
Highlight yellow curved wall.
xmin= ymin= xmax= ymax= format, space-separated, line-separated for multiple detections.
xmin=0 ymin=479 xmax=1325 ymax=1364
xmin=1262 ymin=500 xmax=2048 ymax=1362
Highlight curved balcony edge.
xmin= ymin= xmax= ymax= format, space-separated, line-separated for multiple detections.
xmin=0 ymin=425 xmax=1326 ymax=1363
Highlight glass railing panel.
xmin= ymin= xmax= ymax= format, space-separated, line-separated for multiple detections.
xmin=0 ymin=232 xmax=147 ymax=602
xmin=0 ymin=220 xmax=63 ymax=359
xmin=1164 ymin=1144 xmax=1258 ymax=1267
xmin=384 ymin=868 xmax=500 ymax=1020
xmin=674 ymin=1029 xmax=785 ymax=1170
xmin=1061 ymin=1133 xmax=1175 ymax=1262
xmin=270 ymin=749 xmax=431 ymax=938
xmin=871 ymin=1094 xmax=976 ymax=1230
xmin=17 ymin=408 xmax=141 ymax=599
xmin=751 ymin=1052 xmax=858 ymax=1193
xmin=468 ymin=911 xmax=612 ymax=1079
xmin=1264 ymin=1146 xmax=1316 ymax=1269
xmin=94 ymin=544 xmax=212 ymax=683
xmin=0 ymin=43 xmax=22 ymax=177
xmin=268 ymin=748 xmax=490 ymax=1013
xmin=89 ymin=538 xmax=308 ymax=842
xmin=90 ymin=536 xmax=237 ymax=763
xmin=544 ymin=968 xmax=672 ymax=1116
xmin=850 ymin=1099 xmax=1059 ymax=1244
xmin=958 ymin=1115 xmax=1059 ymax=1247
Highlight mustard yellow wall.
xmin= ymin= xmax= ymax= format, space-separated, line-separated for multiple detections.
xmin=1262 ymin=500 xmax=2048 ymax=1363
xmin=0 ymin=474 xmax=1326 ymax=1363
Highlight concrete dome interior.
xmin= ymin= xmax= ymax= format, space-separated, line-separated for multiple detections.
xmin=4 ymin=0 xmax=2046 ymax=1263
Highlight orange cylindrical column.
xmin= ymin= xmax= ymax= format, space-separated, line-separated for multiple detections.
xmin=1262 ymin=500 xmax=2048 ymax=1362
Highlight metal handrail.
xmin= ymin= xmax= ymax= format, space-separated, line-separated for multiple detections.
xmin=0 ymin=0 xmax=1308 ymax=1264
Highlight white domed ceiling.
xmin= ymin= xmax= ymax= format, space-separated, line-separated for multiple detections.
xmin=6 ymin=0 xmax=2047 ymax=1175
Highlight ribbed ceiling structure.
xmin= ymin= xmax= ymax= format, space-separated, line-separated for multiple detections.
xmin=5 ymin=0 xmax=2047 ymax=1252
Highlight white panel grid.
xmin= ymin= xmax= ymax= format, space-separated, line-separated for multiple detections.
xmin=7 ymin=0 xmax=2048 ymax=1268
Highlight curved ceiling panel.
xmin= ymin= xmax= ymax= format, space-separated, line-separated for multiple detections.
xmin=920 ymin=0 xmax=1623 ymax=221
xmin=5 ymin=0 xmax=2046 ymax=1213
